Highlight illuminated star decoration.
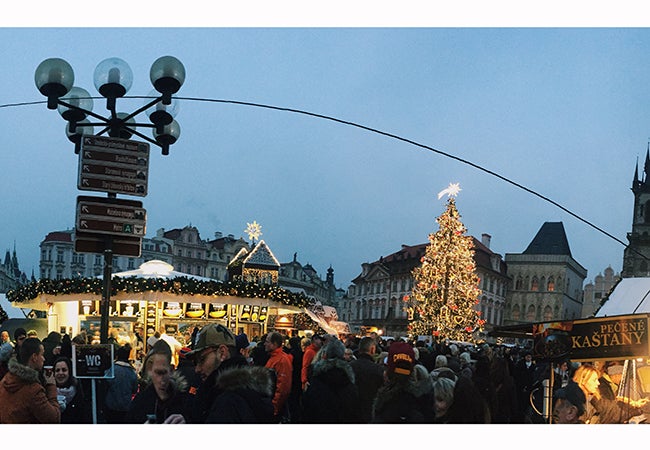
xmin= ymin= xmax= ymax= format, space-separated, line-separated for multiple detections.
xmin=245 ymin=221 xmax=263 ymax=242
xmin=437 ymin=182 xmax=461 ymax=200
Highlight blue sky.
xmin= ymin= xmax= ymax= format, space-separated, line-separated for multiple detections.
xmin=2 ymin=21 xmax=650 ymax=289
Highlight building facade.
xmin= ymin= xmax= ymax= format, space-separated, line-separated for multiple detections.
xmin=343 ymin=234 xmax=508 ymax=337
xmin=581 ymin=266 xmax=621 ymax=318
xmin=504 ymin=222 xmax=587 ymax=325
xmin=39 ymin=226 xmax=249 ymax=282
xmin=279 ymin=253 xmax=338 ymax=306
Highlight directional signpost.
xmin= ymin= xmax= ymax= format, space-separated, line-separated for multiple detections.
xmin=73 ymin=136 xmax=151 ymax=346
xmin=75 ymin=196 xmax=146 ymax=257
xmin=78 ymin=135 xmax=149 ymax=197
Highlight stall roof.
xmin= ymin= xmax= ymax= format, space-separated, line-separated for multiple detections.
xmin=596 ymin=277 xmax=650 ymax=317
xmin=0 ymin=294 xmax=28 ymax=319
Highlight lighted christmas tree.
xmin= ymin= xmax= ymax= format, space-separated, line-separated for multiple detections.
xmin=407 ymin=183 xmax=484 ymax=341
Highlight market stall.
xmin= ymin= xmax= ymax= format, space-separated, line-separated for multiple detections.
xmin=7 ymin=259 xmax=315 ymax=349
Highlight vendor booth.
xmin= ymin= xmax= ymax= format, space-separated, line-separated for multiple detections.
xmin=490 ymin=277 xmax=650 ymax=423
xmin=6 ymin=259 xmax=321 ymax=353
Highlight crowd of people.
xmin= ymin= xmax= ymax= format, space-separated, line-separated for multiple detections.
xmin=1 ymin=325 xmax=649 ymax=424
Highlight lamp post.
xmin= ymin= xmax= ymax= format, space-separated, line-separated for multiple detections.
xmin=35 ymin=55 xmax=184 ymax=155
xmin=35 ymin=56 xmax=186 ymax=344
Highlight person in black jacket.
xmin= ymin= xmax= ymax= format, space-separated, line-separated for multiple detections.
xmin=204 ymin=365 xmax=275 ymax=423
xmin=372 ymin=342 xmax=435 ymax=423
xmin=286 ymin=336 xmax=304 ymax=423
xmin=301 ymin=339 xmax=362 ymax=423
xmin=126 ymin=340 xmax=192 ymax=424
xmin=185 ymin=324 xmax=250 ymax=423
xmin=350 ymin=336 xmax=384 ymax=423
xmin=53 ymin=356 xmax=91 ymax=424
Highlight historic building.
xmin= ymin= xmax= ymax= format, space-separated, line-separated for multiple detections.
xmin=623 ymin=150 xmax=650 ymax=278
xmin=504 ymin=222 xmax=587 ymax=325
xmin=279 ymin=253 xmax=339 ymax=306
xmin=581 ymin=266 xmax=621 ymax=318
xmin=39 ymin=226 xmax=249 ymax=282
xmin=0 ymin=245 xmax=28 ymax=292
xmin=343 ymin=234 xmax=508 ymax=337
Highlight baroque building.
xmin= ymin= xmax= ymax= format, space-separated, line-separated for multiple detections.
xmin=39 ymin=225 xmax=249 ymax=282
xmin=343 ymin=234 xmax=508 ymax=337
xmin=279 ymin=253 xmax=339 ymax=306
xmin=623 ymin=150 xmax=650 ymax=277
xmin=504 ymin=222 xmax=586 ymax=325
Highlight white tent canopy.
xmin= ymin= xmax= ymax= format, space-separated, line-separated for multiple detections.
xmin=112 ymin=259 xmax=213 ymax=281
xmin=596 ymin=277 xmax=650 ymax=317
xmin=1 ymin=293 xmax=28 ymax=318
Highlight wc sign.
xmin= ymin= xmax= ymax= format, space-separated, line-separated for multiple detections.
xmin=72 ymin=344 xmax=114 ymax=379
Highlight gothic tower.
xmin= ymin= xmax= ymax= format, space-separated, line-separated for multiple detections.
xmin=623 ymin=147 xmax=650 ymax=277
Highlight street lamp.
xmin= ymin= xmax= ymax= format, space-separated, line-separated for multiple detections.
xmin=35 ymin=56 xmax=186 ymax=345
xmin=35 ymin=55 xmax=185 ymax=155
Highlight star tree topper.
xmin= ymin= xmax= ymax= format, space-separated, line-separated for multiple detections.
xmin=245 ymin=220 xmax=263 ymax=241
xmin=437 ymin=182 xmax=461 ymax=200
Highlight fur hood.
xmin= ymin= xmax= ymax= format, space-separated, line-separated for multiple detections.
xmin=311 ymin=357 xmax=356 ymax=385
xmin=3 ymin=357 xmax=41 ymax=389
xmin=215 ymin=366 xmax=275 ymax=398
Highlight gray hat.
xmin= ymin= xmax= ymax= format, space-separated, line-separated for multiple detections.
xmin=186 ymin=324 xmax=235 ymax=357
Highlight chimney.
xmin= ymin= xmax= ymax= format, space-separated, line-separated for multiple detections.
xmin=481 ymin=233 xmax=491 ymax=249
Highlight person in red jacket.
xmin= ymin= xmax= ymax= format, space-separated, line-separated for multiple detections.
xmin=301 ymin=333 xmax=323 ymax=390
xmin=0 ymin=337 xmax=61 ymax=423
xmin=264 ymin=332 xmax=293 ymax=421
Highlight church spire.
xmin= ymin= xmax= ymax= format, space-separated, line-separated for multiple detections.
xmin=634 ymin=155 xmax=640 ymax=189
xmin=644 ymin=144 xmax=650 ymax=182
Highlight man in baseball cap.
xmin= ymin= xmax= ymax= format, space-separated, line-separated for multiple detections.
xmin=187 ymin=324 xmax=248 ymax=422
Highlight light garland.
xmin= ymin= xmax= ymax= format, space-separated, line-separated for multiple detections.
xmin=7 ymin=276 xmax=315 ymax=309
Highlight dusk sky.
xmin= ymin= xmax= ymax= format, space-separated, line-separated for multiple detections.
xmin=2 ymin=12 xmax=650 ymax=291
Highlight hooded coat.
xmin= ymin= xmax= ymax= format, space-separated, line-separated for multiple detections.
xmin=0 ymin=357 xmax=61 ymax=423
xmin=372 ymin=365 xmax=436 ymax=423
xmin=204 ymin=365 xmax=275 ymax=423
xmin=301 ymin=357 xmax=362 ymax=423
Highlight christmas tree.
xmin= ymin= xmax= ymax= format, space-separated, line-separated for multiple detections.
xmin=407 ymin=184 xmax=484 ymax=341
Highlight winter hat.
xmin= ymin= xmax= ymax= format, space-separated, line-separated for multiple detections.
xmin=555 ymin=381 xmax=586 ymax=417
xmin=14 ymin=328 xmax=26 ymax=341
xmin=235 ymin=333 xmax=250 ymax=351
xmin=186 ymin=324 xmax=236 ymax=357
xmin=607 ymin=364 xmax=624 ymax=376
xmin=179 ymin=347 xmax=192 ymax=359
xmin=387 ymin=342 xmax=415 ymax=376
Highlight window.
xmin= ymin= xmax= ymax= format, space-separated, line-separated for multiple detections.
xmin=543 ymin=305 xmax=553 ymax=321
xmin=56 ymin=250 xmax=64 ymax=263
xmin=512 ymin=305 xmax=520 ymax=321
xmin=515 ymin=277 xmax=523 ymax=290
xmin=547 ymin=277 xmax=555 ymax=292
xmin=526 ymin=305 xmax=536 ymax=321
xmin=531 ymin=277 xmax=539 ymax=291
xmin=95 ymin=255 xmax=102 ymax=266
